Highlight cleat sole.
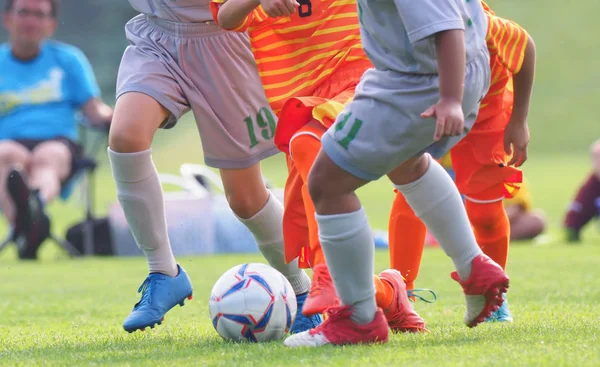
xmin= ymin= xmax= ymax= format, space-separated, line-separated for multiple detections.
xmin=468 ymin=278 xmax=510 ymax=328
xmin=124 ymin=292 xmax=193 ymax=333
xmin=179 ymin=293 xmax=193 ymax=307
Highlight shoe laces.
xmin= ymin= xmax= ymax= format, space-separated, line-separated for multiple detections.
xmin=134 ymin=275 xmax=162 ymax=308
xmin=407 ymin=288 xmax=437 ymax=304
xmin=384 ymin=293 xmax=415 ymax=327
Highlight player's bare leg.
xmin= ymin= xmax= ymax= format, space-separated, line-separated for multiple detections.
xmin=388 ymin=154 xmax=509 ymax=328
xmin=284 ymin=149 xmax=389 ymax=347
xmin=108 ymin=92 xmax=192 ymax=332
xmin=220 ymin=165 xmax=319 ymax=333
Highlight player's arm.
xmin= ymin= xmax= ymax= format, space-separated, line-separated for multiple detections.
xmin=214 ymin=0 xmax=260 ymax=30
xmin=488 ymin=15 xmax=536 ymax=166
xmin=82 ymin=98 xmax=113 ymax=126
xmin=420 ymin=29 xmax=467 ymax=140
xmin=510 ymin=35 xmax=536 ymax=126
xmin=435 ymin=30 xmax=465 ymax=107
xmin=396 ymin=0 xmax=468 ymax=140
xmin=505 ymin=34 xmax=535 ymax=166
xmin=214 ymin=0 xmax=298 ymax=29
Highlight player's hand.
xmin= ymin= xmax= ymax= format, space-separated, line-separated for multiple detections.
xmin=421 ymin=98 xmax=464 ymax=141
xmin=504 ymin=118 xmax=530 ymax=167
xmin=259 ymin=0 xmax=298 ymax=17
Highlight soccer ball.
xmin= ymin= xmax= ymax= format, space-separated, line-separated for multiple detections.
xmin=209 ymin=263 xmax=297 ymax=342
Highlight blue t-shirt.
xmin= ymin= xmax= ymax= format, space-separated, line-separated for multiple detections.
xmin=0 ymin=41 xmax=101 ymax=141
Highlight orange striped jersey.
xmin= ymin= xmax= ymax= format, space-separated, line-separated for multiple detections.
xmin=479 ymin=2 xmax=530 ymax=119
xmin=211 ymin=0 xmax=371 ymax=114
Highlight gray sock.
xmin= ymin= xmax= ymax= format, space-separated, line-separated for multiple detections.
xmin=395 ymin=156 xmax=482 ymax=280
xmin=108 ymin=148 xmax=178 ymax=277
xmin=316 ymin=207 xmax=377 ymax=324
xmin=236 ymin=191 xmax=311 ymax=295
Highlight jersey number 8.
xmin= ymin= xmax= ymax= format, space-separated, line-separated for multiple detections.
xmin=297 ymin=0 xmax=312 ymax=17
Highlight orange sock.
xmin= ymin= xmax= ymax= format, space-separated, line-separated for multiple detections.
xmin=289 ymin=125 xmax=326 ymax=267
xmin=465 ymin=199 xmax=510 ymax=269
xmin=389 ymin=191 xmax=427 ymax=290
xmin=373 ymin=275 xmax=394 ymax=309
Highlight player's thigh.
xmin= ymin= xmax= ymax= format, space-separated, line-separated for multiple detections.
xmin=111 ymin=18 xmax=189 ymax=153
xmin=31 ymin=140 xmax=72 ymax=179
xmin=182 ymin=30 xmax=278 ymax=170
xmin=0 ymin=141 xmax=31 ymax=167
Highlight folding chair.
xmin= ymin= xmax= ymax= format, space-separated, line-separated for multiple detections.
xmin=0 ymin=118 xmax=109 ymax=258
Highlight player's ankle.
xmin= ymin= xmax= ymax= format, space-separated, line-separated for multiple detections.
xmin=349 ymin=300 xmax=377 ymax=325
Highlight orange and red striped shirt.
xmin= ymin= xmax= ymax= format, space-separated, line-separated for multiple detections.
xmin=211 ymin=0 xmax=371 ymax=114
xmin=479 ymin=2 xmax=530 ymax=118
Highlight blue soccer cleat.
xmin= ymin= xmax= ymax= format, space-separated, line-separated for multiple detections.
xmin=123 ymin=264 xmax=193 ymax=333
xmin=486 ymin=293 xmax=513 ymax=323
xmin=291 ymin=292 xmax=322 ymax=334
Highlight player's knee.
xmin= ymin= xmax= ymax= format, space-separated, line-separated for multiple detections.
xmin=109 ymin=93 xmax=168 ymax=153
xmin=227 ymin=192 xmax=266 ymax=219
xmin=31 ymin=142 xmax=70 ymax=169
xmin=388 ymin=155 xmax=429 ymax=185
xmin=109 ymin=121 xmax=155 ymax=153
xmin=0 ymin=141 xmax=31 ymax=168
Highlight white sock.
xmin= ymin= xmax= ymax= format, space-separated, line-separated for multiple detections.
xmin=395 ymin=156 xmax=482 ymax=279
xmin=317 ymin=208 xmax=377 ymax=325
xmin=235 ymin=191 xmax=311 ymax=295
xmin=108 ymin=148 xmax=178 ymax=277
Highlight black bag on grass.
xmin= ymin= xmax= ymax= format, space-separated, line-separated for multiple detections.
xmin=65 ymin=217 xmax=114 ymax=256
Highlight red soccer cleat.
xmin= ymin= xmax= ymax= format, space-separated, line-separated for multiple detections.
xmin=302 ymin=264 xmax=339 ymax=316
xmin=379 ymin=269 xmax=427 ymax=333
xmin=451 ymin=254 xmax=510 ymax=328
xmin=284 ymin=305 xmax=389 ymax=347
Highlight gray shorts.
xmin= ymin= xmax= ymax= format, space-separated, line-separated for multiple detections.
xmin=321 ymin=48 xmax=491 ymax=181
xmin=117 ymin=15 xmax=279 ymax=169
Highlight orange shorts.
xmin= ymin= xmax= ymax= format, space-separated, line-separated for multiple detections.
xmin=276 ymin=67 xmax=365 ymax=267
xmin=451 ymin=88 xmax=522 ymax=201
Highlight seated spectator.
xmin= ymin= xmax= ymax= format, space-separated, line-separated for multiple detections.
xmin=0 ymin=0 xmax=112 ymax=258
xmin=503 ymin=180 xmax=546 ymax=241
xmin=563 ymin=139 xmax=600 ymax=243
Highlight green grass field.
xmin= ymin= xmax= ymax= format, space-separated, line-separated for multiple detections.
xmin=1 ymin=0 xmax=600 ymax=365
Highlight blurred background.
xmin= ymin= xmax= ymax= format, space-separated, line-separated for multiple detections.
xmin=0 ymin=0 xmax=598 ymax=260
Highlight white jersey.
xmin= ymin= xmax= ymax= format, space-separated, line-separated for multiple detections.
xmin=357 ymin=0 xmax=488 ymax=74
xmin=128 ymin=0 xmax=213 ymax=23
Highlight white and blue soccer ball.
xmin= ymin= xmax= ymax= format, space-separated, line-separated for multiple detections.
xmin=209 ymin=263 xmax=297 ymax=342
